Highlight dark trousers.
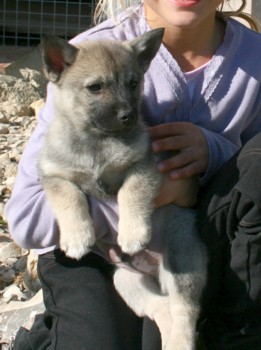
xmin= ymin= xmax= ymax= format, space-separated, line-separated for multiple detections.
xmin=14 ymin=250 xmax=161 ymax=350
xmin=13 ymin=133 xmax=261 ymax=349
xmin=197 ymin=132 xmax=261 ymax=349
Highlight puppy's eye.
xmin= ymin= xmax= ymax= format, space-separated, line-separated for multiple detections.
xmin=86 ymin=83 xmax=102 ymax=93
xmin=129 ymin=80 xmax=138 ymax=89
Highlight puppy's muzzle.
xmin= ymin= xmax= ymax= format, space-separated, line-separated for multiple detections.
xmin=117 ymin=110 xmax=137 ymax=125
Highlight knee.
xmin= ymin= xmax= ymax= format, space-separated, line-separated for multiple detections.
xmin=240 ymin=132 xmax=261 ymax=156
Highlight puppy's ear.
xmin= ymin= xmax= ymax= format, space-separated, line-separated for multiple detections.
xmin=130 ymin=28 xmax=164 ymax=72
xmin=41 ymin=36 xmax=78 ymax=83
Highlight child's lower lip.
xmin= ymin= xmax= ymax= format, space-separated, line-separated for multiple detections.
xmin=169 ymin=0 xmax=201 ymax=7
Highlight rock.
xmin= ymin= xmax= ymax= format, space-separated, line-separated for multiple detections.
xmin=0 ymin=289 xmax=45 ymax=345
xmin=0 ymin=123 xmax=9 ymax=134
xmin=0 ymin=153 xmax=10 ymax=164
xmin=14 ymin=255 xmax=27 ymax=272
xmin=2 ymin=284 xmax=30 ymax=302
xmin=0 ymin=60 xmax=43 ymax=346
xmin=0 ymin=111 xmax=8 ymax=123
xmin=1 ymin=257 xmax=17 ymax=267
xmin=4 ymin=176 xmax=16 ymax=190
xmin=0 ymin=68 xmax=44 ymax=122
xmin=0 ymin=242 xmax=27 ymax=261
xmin=4 ymin=163 xmax=17 ymax=178
xmin=0 ymin=268 xmax=16 ymax=283
xmin=23 ymin=250 xmax=41 ymax=293
xmin=0 ymin=202 xmax=5 ymax=218
xmin=0 ymin=233 xmax=12 ymax=244
xmin=30 ymin=98 xmax=45 ymax=118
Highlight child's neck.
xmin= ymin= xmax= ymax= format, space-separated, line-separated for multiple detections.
xmin=145 ymin=7 xmax=226 ymax=72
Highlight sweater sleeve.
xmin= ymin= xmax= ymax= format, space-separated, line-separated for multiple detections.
xmin=199 ymin=77 xmax=261 ymax=186
xmin=198 ymin=127 xmax=239 ymax=185
xmin=4 ymin=84 xmax=119 ymax=251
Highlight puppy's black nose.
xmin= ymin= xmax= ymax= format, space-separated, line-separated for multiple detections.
xmin=117 ymin=111 xmax=135 ymax=123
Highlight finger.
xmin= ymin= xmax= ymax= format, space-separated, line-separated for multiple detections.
xmin=169 ymin=162 xmax=203 ymax=179
xmin=152 ymin=135 xmax=189 ymax=152
xmin=156 ymin=151 xmax=195 ymax=172
xmin=149 ymin=122 xmax=192 ymax=140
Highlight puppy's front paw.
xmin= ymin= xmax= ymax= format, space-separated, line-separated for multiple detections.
xmin=118 ymin=220 xmax=151 ymax=254
xmin=60 ymin=222 xmax=96 ymax=260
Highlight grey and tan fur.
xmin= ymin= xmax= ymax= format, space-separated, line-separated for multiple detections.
xmin=39 ymin=30 xmax=207 ymax=349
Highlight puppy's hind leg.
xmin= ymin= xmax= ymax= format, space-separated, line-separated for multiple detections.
xmin=160 ymin=207 xmax=207 ymax=350
xmin=113 ymin=268 xmax=172 ymax=349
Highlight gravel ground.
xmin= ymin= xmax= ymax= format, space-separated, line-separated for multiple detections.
xmin=0 ymin=67 xmax=45 ymax=347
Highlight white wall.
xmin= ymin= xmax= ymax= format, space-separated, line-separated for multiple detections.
xmin=223 ymin=0 xmax=250 ymax=11
xmin=245 ymin=0 xmax=252 ymax=14
xmin=224 ymin=0 xmax=260 ymax=30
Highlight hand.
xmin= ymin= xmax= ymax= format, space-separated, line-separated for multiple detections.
xmin=149 ymin=122 xmax=209 ymax=180
xmin=154 ymin=174 xmax=199 ymax=208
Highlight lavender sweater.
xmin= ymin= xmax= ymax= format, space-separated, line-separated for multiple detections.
xmin=4 ymin=6 xmax=261 ymax=254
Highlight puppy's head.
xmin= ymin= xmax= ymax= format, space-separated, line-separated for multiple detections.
xmin=41 ymin=29 xmax=164 ymax=135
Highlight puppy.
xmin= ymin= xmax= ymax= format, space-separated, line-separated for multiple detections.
xmin=39 ymin=30 xmax=207 ymax=349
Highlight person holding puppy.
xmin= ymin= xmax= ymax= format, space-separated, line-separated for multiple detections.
xmin=5 ymin=0 xmax=261 ymax=349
